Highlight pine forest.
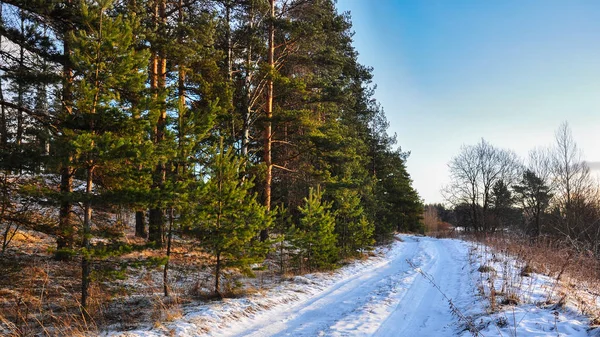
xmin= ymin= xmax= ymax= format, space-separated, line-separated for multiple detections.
xmin=0 ymin=0 xmax=423 ymax=334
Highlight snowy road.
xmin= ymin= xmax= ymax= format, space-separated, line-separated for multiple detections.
xmin=108 ymin=235 xmax=596 ymax=337
xmin=220 ymin=236 xmax=474 ymax=337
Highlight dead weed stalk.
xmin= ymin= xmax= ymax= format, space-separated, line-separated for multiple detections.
xmin=406 ymin=259 xmax=485 ymax=337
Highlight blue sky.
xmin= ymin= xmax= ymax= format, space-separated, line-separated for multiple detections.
xmin=336 ymin=0 xmax=600 ymax=204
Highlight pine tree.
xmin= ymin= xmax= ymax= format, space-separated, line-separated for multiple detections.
xmin=333 ymin=188 xmax=374 ymax=257
xmin=352 ymin=216 xmax=375 ymax=254
xmin=65 ymin=0 xmax=149 ymax=310
xmin=374 ymin=149 xmax=424 ymax=238
xmin=193 ymin=140 xmax=271 ymax=296
xmin=514 ymin=170 xmax=552 ymax=237
xmin=0 ymin=0 xmax=79 ymax=258
xmin=293 ymin=187 xmax=338 ymax=271
xmin=264 ymin=0 xmax=373 ymax=221
xmin=490 ymin=179 xmax=516 ymax=231
xmin=142 ymin=0 xmax=227 ymax=248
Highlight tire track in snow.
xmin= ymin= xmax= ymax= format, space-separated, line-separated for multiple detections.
xmin=226 ymin=237 xmax=425 ymax=337
xmin=224 ymin=236 xmax=473 ymax=337
xmin=373 ymin=238 xmax=471 ymax=337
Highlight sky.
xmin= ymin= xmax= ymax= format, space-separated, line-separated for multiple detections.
xmin=336 ymin=0 xmax=600 ymax=204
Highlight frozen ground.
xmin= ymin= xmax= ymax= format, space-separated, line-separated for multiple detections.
xmin=108 ymin=235 xmax=596 ymax=337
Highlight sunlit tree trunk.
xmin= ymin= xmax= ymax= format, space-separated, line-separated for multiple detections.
xmin=149 ymin=0 xmax=167 ymax=248
xmin=261 ymin=0 xmax=274 ymax=241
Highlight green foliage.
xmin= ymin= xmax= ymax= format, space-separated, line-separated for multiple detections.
xmin=291 ymin=187 xmax=338 ymax=271
xmin=0 ymin=0 xmax=426 ymax=311
xmin=59 ymin=0 xmax=149 ymax=242
xmin=353 ymin=216 xmax=375 ymax=252
xmin=489 ymin=179 xmax=521 ymax=230
xmin=272 ymin=204 xmax=293 ymax=273
xmin=371 ymin=149 xmax=424 ymax=239
xmin=333 ymin=188 xmax=374 ymax=257
xmin=53 ymin=248 xmax=78 ymax=261
xmin=130 ymin=256 xmax=170 ymax=269
xmin=49 ymin=0 xmax=154 ymax=309
xmin=192 ymin=141 xmax=272 ymax=294
xmin=491 ymin=180 xmax=513 ymax=209
xmin=513 ymin=170 xmax=553 ymax=237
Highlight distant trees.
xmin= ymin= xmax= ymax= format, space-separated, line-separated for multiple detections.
xmin=548 ymin=123 xmax=600 ymax=252
xmin=513 ymin=170 xmax=552 ymax=237
xmin=444 ymin=139 xmax=520 ymax=232
xmin=423 ymin=205 xmax=441 ymax=233
xmin=489 ymin=180 xmax=519 ymax=231
xmin=511 ymin=147 xmax=554 ymax=237
xmin=550 ymin=124 xmax=592 ymax=232
xmin=444 ymin=122 xmax=600 ymax=255
xmin=422 ymin=204 xmax=455 ymax=234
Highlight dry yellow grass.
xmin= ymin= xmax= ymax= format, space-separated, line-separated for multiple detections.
xmin=465 ymin=232 xmax=600 ymax=322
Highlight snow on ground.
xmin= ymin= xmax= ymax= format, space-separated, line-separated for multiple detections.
xmin=105 ymin=235 xmax=596 ymax=337
xmin=461 ymin=243 xmax=595 ymax=337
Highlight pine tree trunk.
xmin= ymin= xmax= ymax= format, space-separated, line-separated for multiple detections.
xmin=81 ymin=166 xmax=93 ymax=315
xmin=242 ymin=106 xmax=251 ymax=157
xmin=16 ymin=11 xmax=25 ymax=150
xmin=215 ymin=152 xmax=223 ymax=296
xmin=215 ymin=251 xmax=221 ymax=296
xmin=57 ymin=1 xmax=74 ymax=259
xmin=0 ymin=5 xmax=6 ymax=147
xmin=135 ymin=210 xmax=146 ymax=238
xmin=225 ymin=3 xmax=232 ymax=82
xmin=225 ymin=2 xmax=236 ymax=140
xmin=177 ymin=0 xmax=186 ymax=174
xmin=129 ymin=0 xmax=146 ymax=241
xmin=148 ymin=0 xmax=167 ymax=248
xmin=148 ymin=208 xmax=164 ymax=246
xmin=0 ymin=75 xmax=6 ymax=147
xmin=177 ymin=66 xmax=186 ymax=173
xmin=163 ymin=208 xmax=173 ymax=297
xmin=56 ymin=165 xmax=74 ymax=258
xmin=261 ymin=0 xmax=275 ymax=242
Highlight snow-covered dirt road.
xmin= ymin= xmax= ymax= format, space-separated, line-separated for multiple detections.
xmin=109 ymin=235 xmax=596 ymax=337
xmin=217 ymin=236 xmax=475 ymax=337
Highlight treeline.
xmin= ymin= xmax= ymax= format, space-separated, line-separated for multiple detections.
xmin=441 ymin=122 xmax=600 ymax=255
xmin=0 ymin=0 xmax=422 ymax=311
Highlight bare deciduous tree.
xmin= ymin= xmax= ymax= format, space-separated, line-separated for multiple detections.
xmin=550 ymin=122 xmax=600 ymax=252
xmin=528 ymin=146 xmax=554 ymax=187
xmin=444 ymin=139 xmax=520 ymax=232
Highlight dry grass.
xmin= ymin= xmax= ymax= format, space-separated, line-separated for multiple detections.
xmin=0 ymin=228 xmax=213 ymax=336
xmin=0 ymin=220 xmax=397 ymax=336
xmin=465 ymin=232 xmax=600 ymax=323
xmin=475 ymin=233 xmax=600 ymax=282
xmin=0 ymin=240 xmax=92 ymax=336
